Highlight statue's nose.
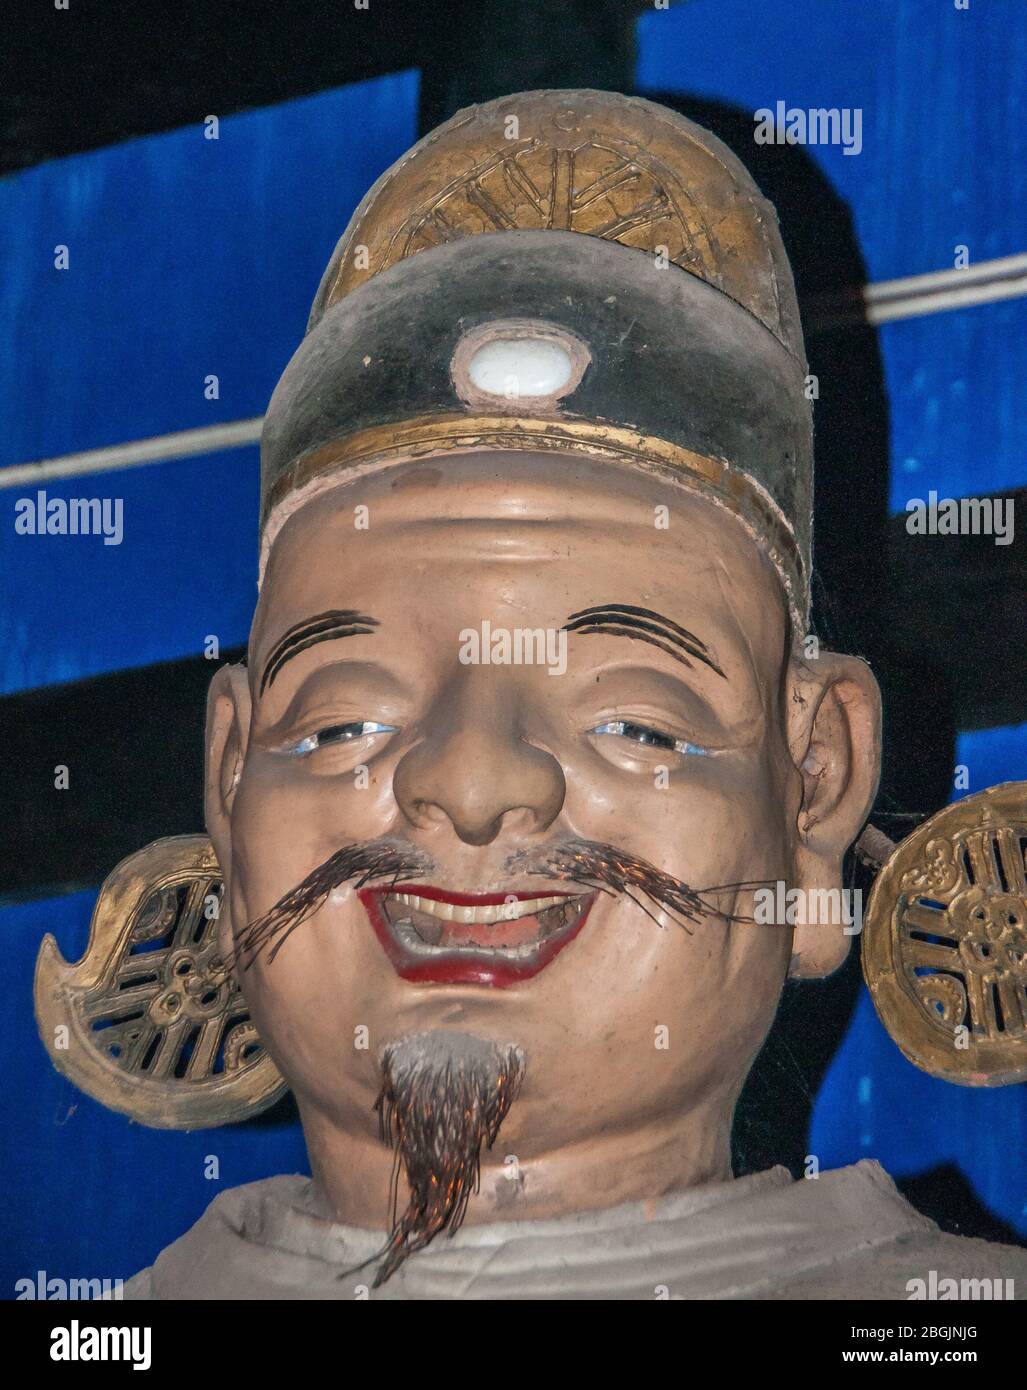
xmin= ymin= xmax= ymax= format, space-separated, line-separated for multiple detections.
xmin=392 ymin=675 xmax=565 ymax=847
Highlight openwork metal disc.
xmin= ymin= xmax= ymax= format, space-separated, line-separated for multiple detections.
xmin=35 ymin=836 xmax=287 ymax=1128
xmin=862 ymin=782 xmax=1027 ymax=1086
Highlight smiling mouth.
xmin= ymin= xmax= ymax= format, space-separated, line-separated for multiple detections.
xmin=359 ymin=884 xmax=595 ymax=987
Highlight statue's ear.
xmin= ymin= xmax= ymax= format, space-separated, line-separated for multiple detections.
xmin=204 ymin=662 xmax=252 ymax=902
xmin=785 ymin=651 xmax=882 ymax=978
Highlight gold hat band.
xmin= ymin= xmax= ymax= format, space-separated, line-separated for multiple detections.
xmin=260 ymin=412 xmax=808 ymax=632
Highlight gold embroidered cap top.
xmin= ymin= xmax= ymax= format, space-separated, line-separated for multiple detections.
xmin=308 ymin=88 xmax=804 ymax=356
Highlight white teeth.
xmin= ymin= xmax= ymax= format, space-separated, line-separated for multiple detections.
xmin=390 ymin=892 xmax=567 ymax=924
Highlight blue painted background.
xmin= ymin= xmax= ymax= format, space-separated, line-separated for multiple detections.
xmin=1 ymin=449 xmax=258 ymax=692
xmin=4 ymin=0 xmax=1026 ymax=1294
xmin=0 ymin=73 xmax=418 ymax=694
xmin=1 ymin=74 xmax=420 ymax=470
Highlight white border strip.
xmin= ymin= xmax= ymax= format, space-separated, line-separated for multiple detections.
xmin=810 ymin=252 xmax=1027 ymax=329
xmin=2 ymin=254 xmax=1026 ymax=489
xmin=0 ymin=417 xmax=263 ymax=490
xmin=864 ymin=252 xmax=1027 ymax=324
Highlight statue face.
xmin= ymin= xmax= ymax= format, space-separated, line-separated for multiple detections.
xmin=206 ymin=450 xmax=880 ymax=1206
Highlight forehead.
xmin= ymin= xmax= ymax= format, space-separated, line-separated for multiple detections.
xmin=254 ymin=451 xmax=788 ymax=669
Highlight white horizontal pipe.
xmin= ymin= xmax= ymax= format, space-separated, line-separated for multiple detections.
xmin=0 ymin=417 xmax=263 ymax=490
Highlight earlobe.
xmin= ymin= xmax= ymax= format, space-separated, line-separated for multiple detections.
xmin=786 ymin=652 xmax=882 ymax=979
xmin=204 ymin=663 xmax=253 ymax=885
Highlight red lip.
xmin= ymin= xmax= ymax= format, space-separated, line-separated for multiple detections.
xmin=359 ymin=884 xmax=594 ymax=988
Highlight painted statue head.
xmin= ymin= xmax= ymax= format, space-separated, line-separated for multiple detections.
xmin=199 ymin=90 xmax=881 ymax=1276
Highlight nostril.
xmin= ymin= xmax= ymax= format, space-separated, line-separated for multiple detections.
xmin=497 ymin=805 xmax=545 ymax=836
xmin=456 ymin=818 xmax=506 ymax=849
xmin=456 ymin=807 xmax=545 ymax=847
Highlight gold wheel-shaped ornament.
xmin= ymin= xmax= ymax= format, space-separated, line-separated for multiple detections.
xmin=862 ymin=782 xmax=1027 ymax=1086
xmin=34 ymin=836 xmax=288 ymax=1128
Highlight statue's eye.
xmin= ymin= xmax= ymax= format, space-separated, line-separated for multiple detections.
xmin=588 ymin=720 xmax=707 ymax=756
xmin=289 ymin=721 xmax=397 ymax=756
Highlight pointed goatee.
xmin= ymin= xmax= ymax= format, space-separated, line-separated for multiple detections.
xmin=374 ymin=1031 xmax=526 ymax=1286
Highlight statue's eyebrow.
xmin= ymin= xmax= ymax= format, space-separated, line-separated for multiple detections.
xmin=259 ymin=610 xmax=380 ymax=695
xmin=562 ymin=604 xmax=727 ymax=679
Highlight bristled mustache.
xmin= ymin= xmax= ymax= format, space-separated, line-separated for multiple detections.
xmin=507 ymin=838 xmax=708 ymax=933
xmin=227 ymin=839 xmax=431 ymax=970
xmin=227 ymin=835 xmax=760 ymax=970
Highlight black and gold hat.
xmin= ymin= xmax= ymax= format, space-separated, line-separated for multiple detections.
xmin=260 ymin=89 xmax=814 ymax=631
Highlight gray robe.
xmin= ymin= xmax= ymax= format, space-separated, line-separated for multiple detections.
xmin=124 ymin=1160 xmax=1026 ymax=1300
